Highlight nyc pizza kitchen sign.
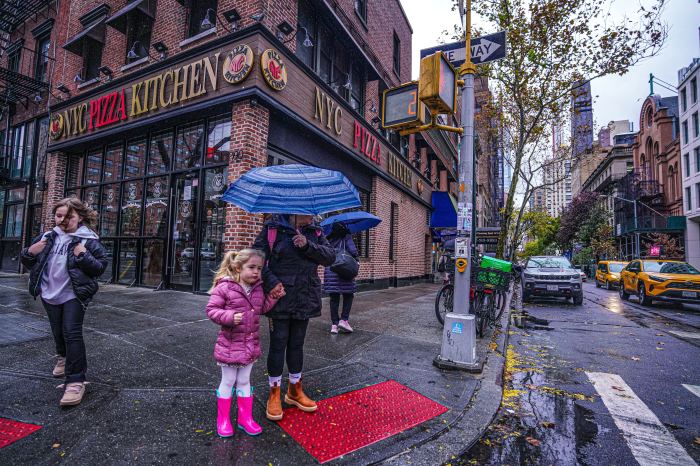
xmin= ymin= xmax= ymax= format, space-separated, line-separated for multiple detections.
xmin=49 ymin=44 xmax=283 ymax=142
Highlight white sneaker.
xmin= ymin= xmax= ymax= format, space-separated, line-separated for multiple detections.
xmin=338 ymin=320 xmax=354 ymax=333
xmin=330 ymin=325 xmax=339 ymax=334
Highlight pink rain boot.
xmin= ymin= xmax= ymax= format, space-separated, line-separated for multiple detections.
xmin=236 ymin=394 xmax=262 ymax=436
xmin=216 ymin=390 xmax=234 ymax=438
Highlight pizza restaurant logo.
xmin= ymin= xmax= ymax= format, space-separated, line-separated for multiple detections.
xmin=49 ymin=113 xmax=64 ymax=140
xmin=261 ymin=49 xmax=287 ymax=91
xmin=223 ymin=44 xmax=253 ymax=84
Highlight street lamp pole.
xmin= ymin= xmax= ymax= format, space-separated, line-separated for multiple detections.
xmin=434 ymin=0 xmax=481 ymax=372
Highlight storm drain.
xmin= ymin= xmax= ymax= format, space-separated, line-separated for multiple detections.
xmin=0 ymin=313 xmax=50 ymax=345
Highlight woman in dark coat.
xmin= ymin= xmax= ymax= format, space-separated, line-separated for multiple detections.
xmin=252 ymin=214 xmax=336 ymax=422
xmin=323 ymin=222 xmax=359 ymax=334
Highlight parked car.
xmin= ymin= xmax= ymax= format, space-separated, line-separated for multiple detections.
xmin=181 ymin=247 xmax=195 ymax=259
xmin=521 ymin=256 xmax=584 ymax=305
xmin=200 ymin=248 xmax=216 ymax=260
xmin=595 ymin=261 xmax=628 ymax=290
xmin=619 ymin=259 xmax=700 ymax=306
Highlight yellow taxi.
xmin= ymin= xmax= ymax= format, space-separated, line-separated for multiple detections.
xmin=595 ymin=261 xmax=628 ymax=290
xmin=619 ymin=259 xmax=700 ymax=306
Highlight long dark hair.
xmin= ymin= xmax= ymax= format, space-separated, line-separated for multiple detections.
xmin=52 ymin=197 xmax=98 ymax=229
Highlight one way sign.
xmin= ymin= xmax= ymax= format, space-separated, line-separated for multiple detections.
xmin=419 ymin=31 xmax=507 ymax=67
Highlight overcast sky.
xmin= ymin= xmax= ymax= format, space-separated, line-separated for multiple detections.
xmin=401 ymin=0 xmax=698 ymax=134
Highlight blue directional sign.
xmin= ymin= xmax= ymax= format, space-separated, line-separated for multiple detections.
xmin=420 ymin=31 xmax=507 ymax=67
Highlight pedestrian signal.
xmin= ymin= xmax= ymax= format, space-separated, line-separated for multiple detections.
xmin=419 ymin=52 xmax=457 ymax=115
xmin=382 ymin=82 xmax=426 ymax=129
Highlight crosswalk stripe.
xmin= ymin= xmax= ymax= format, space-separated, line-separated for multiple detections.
xmin=683 ymin=384 xmax=700 ymax=399
xmin=669 ymin=330 xmax=700 ymax=340
xmin=586 ymin=372 xmax=696 ymax=466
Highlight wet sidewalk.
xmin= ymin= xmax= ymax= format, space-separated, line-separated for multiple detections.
xmin=0 ymin=275 xmax=511 ymax=465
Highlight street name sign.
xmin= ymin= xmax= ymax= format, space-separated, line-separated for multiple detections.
xmin=419 ymin=31 xmax=507 ymax=67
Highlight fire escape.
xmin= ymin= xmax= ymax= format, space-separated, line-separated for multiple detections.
xmin=0 ymin=0 xmax=55 ymax=188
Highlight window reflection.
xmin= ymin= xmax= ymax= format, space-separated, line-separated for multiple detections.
xmin=121 ymin=180 xmax=143 ymax=236
xmin=118 ymin=239 xmax=138 ymax=284
xmin=103 ymin=145 xmax=122 ymax=182
xmin=144 ymin=176 xmax=168 ymax=237
xmin=206 ymin=117 xmax=231 ymax=165
xmin=101 ymin=183 xmax=120 ymax=237
xmin=142 ymin=239 xmax=164 ymax=286
xmin=125 ymin=138 xmax=146 ymax=178
xmin=199 ymin=166 xmax=228 ymax=291
xmin=175 ymin=123 xmax=204 ymax=170
xmin=148 ymin=131 xmax=173 ymax=175
xmin=86 ymin=150 xmax=102 ymax=185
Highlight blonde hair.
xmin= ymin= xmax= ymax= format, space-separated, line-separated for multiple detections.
xmin=209 ymin=249 xmax=266 ymax=293
xmin=53 ymin=197 xmax=98 ymax=228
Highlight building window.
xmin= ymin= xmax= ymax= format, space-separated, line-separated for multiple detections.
xmin=626 ymin=161 xmax=634 ymax=173
xmin=82 ymin=40 xmax=103 ymax=81
xmin=697 ymin=183 xmax=700 ymax=211
xmin=389 ymin=202 xmax=398 ymax=261
xmin=34 ymin=35 xmax=50 ymax=82
xmin=681 ymin=87 xmax=687 ymax=113
xmin=352 ymin=191 xmax=371 ymax=258
xmin=696 ymin=147 xmax=700 ymax=173
xmin=692 ymin=77 xmax=698 ymax=104
xmin=8 ymin=48 xmax=21 ymax=73
xmin=296 ymin=0 xmax=316 ymax=69
xmin=126 ymin=12 xmax=153 ymax=63
xmin=693 ymin=112 xmax=699 ymax=138
xmin=188 ymin=0 xmax=217 ymax=38
xmin=687 ymin=187 xmax=692 ymax=211
xmin=355 ymin=0 xmax=367 ymax=24
xmin=682 ymin=120 xmax=689 ymax=145
xmin=685 ymin=153 xmax=691 ymax=177
xmin=392 ymin=32 xmax=400 ymax=76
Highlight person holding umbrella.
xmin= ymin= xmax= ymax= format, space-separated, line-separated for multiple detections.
xmin=324 ymin=222 xmax=359 ymax=334
xmin=222 ymin=164 xmax=361 ymax=421
xmin=252 ymin=214 xmax=336 ymax=421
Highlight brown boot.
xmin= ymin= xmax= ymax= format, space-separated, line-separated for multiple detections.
xmin=285 ymin=379 xmax=317 ymax=412
xmin=266 ymin=385 xmax=283 ymax=421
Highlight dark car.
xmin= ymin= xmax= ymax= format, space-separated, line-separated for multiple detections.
xmin=521 ymin=256 xmax=583 ymax=305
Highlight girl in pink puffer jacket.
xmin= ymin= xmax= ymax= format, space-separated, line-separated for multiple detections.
xmin=206 ymin=249 xmax=283 ymax=438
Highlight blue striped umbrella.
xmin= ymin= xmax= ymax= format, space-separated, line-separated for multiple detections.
xmin=221 ymin=164 xmax=361 ymax=215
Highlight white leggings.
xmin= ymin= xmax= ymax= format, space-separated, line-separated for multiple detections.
xmin=217 ymin=363 xmax=253 ymax=398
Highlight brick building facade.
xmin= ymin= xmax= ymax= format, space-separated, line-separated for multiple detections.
xmin=0 ymin=0 xmax=443 ymax=293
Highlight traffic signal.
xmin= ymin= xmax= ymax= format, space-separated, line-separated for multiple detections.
xmin=382 ymin=81 xmax=426 ymax=129
xmin=419 ymin=51 xmax=457 ymax=115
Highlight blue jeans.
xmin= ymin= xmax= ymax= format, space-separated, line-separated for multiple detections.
xmin=42 ymin=299 xmax=87 ymax=384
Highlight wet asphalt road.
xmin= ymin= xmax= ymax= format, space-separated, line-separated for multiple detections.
xmin=460 ymin=281 xmax=700 ymax=466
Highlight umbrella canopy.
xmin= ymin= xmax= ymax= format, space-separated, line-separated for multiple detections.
xmin=320 ymin=211 xmax=381 ymax=235
xmin=221 ymin=164 xmax=361 ymax=215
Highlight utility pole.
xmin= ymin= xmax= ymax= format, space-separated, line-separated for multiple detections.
xmin=434 ymin=0 xmax=481 ymax=372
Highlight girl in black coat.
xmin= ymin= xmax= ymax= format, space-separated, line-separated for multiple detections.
xmin=252 ymin=214 xmax=335 ymax=422
xmin=323 ymin=222 xmax=359 ymax=334
xmin=21 ymin=198 xmax=107 ymax=407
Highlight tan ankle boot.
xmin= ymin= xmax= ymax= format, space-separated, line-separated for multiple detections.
xmin=266 ymin=385 xmax=283 ymax=421
xmin=285 ymin=379 xmax=317 ymax=412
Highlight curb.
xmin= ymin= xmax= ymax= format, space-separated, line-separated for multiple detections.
xmin=377 ymin=284 xmax=518 ymax=465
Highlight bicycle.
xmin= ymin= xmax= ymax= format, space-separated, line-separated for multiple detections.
xmin=434 ymin=258 xmax=517 ymax=337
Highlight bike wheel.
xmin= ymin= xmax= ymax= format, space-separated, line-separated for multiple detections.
xmin=435 ymin=284 xmax=454 ymax=326
xmin=494 ymin=290 xmax=508 ymax=321
xmin=472 ymin=291 xmax=487 ymax=338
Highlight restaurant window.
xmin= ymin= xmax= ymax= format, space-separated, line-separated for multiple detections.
xmin=34 ymin=35 xmax=51 ymax=82
xmin=101 ymin=184 xmax=120 ymax=237
xmin=85 ymin=149 xmax=102 ymax=185
xmin=144 ymin=176 xmax=169 ymax=237
xmin=104 ymin=144 xmax=123 ymax=182
xmin=66 ymin=154 xmax=83 ymax=188
xmin=148 ymin=130 xmax=173 ymax=175
xmin=205 ymin=117 xmax=231 ymax=165
xmin=126 ymin=10 xmax=153 ymax=63
xmin=352 ymin=191 xmax=371 ymax=258
xmin=188 ymin=0 xmax=217 ymax=38
xmin=296 ymin=0 xmax=316 ymax=69
xmin=392 ymin=32 xmax=400 ymax=76
xmin=318 ymin=24 xmax=332 ymax=84
xmin=175 ymin=122 xmax=204 ymax=170
xmin=125 ymin=137 xmax=146 ymax=178
xmin=121 ymin=180 xmax=143 ymax=236
xmin=389 ymin=202 xmax=398 ymax=261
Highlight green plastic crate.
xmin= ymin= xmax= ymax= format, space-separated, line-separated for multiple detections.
xmin=479 ymin=256 xmax=512 ymax=273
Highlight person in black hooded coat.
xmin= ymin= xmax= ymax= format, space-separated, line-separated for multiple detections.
xmin=252 ymin=214 xmax=335 ymax=422
xmin=323 ymin=222 xmax=359 ymax=334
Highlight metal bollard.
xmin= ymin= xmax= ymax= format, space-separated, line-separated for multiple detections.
xmin=433 ymin=312 xmax=483 ymax=372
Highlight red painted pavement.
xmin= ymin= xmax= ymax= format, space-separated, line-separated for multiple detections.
xmin=277 ymin=380 xmax=448 ymax=463
xmin=0 ymin=418 xmax=42 ymax=449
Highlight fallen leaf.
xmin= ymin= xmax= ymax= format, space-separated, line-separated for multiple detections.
xmin=631 ymin=356 xmax=640 ymax=361
xmin=540 ymin=421 xmax=555 ymax=428
xmin=612 ymin=386 xmax=625 ymax=392
xmin=694 ymin=437 xmax=700 ymax=445
xmin=656 ymin=333 xmax=664 ymax=336
xmin=656 ymin=347 xmax=664 ymax=351
xmin=526 ymin=436 xmax=541 ymax=447
xmin=195 ymin=429 xmax=204 ymax=433
xmin=52 ymin=443 xmax=61 ymax=449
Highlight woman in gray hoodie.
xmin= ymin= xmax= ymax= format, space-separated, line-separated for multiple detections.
xmin=21 ymin=198 xmax=107 ymax=407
